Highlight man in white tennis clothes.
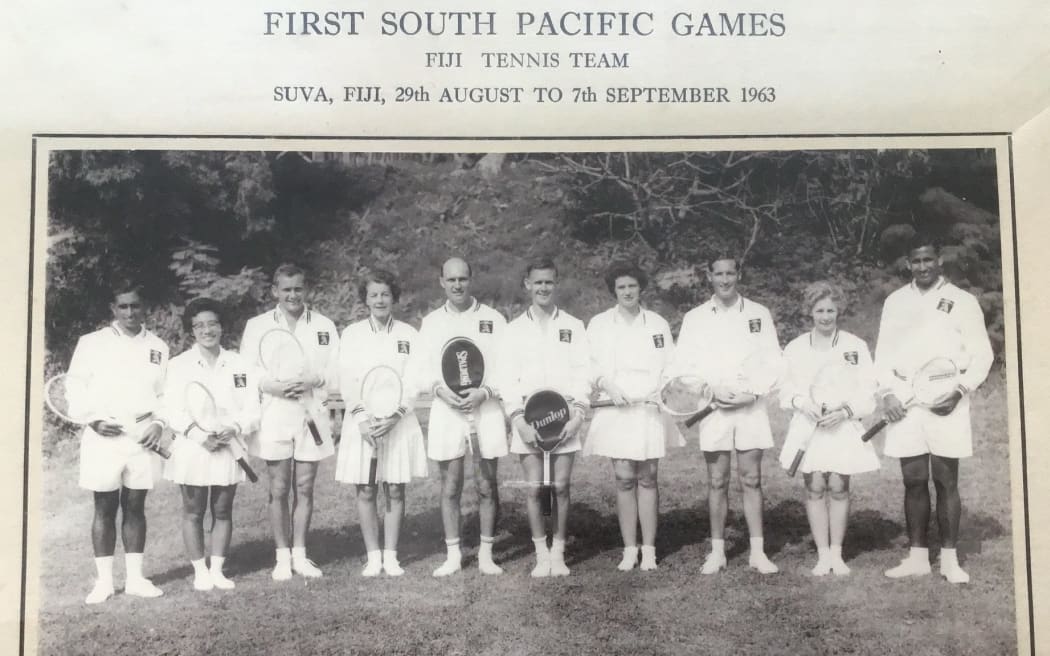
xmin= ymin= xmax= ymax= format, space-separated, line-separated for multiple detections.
xmin=673 ymin=255 xmax=780 ymax=574
xmin=875 ymin=238 xmax=993 ymax=584
xmin=501 ymin=259 xmax=590 ymax=577
xmin=67 ymin=282 xmax=169 ymax=603
xmin=239 ymin=264 xmax=340 ymax=580
xmin=419 ymin=257 xmax=509 ymax=576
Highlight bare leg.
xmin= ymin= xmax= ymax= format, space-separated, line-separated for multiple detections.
xmin=179 ymin=485 xmax=209 ymax=561
xmin=612 ymin=459 xmax=639 ymax=549
xmin=91 ymin=491 xmax=119 ymax=557
xmin=265 ymin=459 xmax=292 ymax=548
xmin=356 ymin=484 xmax=380 ymax=553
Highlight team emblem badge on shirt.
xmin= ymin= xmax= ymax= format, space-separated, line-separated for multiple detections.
xmin=652 ymin=334 xmax=665 ymax=348
xmin=479 ymin=320 xmax=493 ymax=334
xmin=748 ymin=318 xmax=762 ymax=333
xmin=937 ymin=298 xmax=954 ymax=313
xmin=397 ymin=340 xmax=410 ymax=354
xmin=317 ymin=331 xmax=330 ymax=345
xmin=559 ymin=329 xmax=572 ymax=343
xmin=843 ymin=351 xmax=859 ymax=365
xmin=149 ymin=349 xmax=162 ymax=364
xmin=233 ymin=373 xmax=247 ymax=388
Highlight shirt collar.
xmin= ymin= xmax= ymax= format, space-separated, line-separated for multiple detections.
xmin=808 ymin=329 xmax=840 ymax=348
xmin=613 ymin=306 xmax=646 ymax=325
xmin=192 ymin=343 xmax=229 ymax=367
xmin=443 ymin=297 xmax=480 ymax=314
xmin=272 ymin=304 xmax=312 ymax=326
xmin=910 ymin=276 xmax=947 ymax=294
xmin=709 ymin=295 xmax=745 ymax=314
xmin=110 ymin=321 xmax=147 ymax=339
xmin=526 ymin=305 xmax=560 ymax=322
xmin=368 ymin=314 xmax=395 ymax=333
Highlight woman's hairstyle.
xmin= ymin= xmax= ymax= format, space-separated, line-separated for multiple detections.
xmin=603 ymin=262 xmax=649 ymax=296
xmin=802 ymin=281 xmax=847 ymax=315
xmin=182 ymin=297 xmax=224 ymax=333
xmin=358 ymin=269 xmax=401 ymax=304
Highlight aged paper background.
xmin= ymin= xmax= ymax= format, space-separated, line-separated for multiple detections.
xmin=2 ymin=1 xmax=1049 ymax=653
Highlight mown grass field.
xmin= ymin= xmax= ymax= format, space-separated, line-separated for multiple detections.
xmin=36 ymin=373 xmax=1018 ymax=656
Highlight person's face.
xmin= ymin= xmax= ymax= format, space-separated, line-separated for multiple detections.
xmin=706 ymin=259 xmax=739 ymax=301
xmin=365 ymin=281 xmax=394 ymax=321
xmin=810 ymin=297 xmax=839 ymax=335
xmin=111 ymin=291 xmax=145 ymax=333
xmin=191 ymin=310 xmax=223 ymax=349
xmin=272 ymin=274 xmax=306 ymax=315
xmin=439 ymin=261 xmax=472 ymax=306
xmin=907 ymin=246 xmax=942 ymax=289
xmin=524 ymin=268 xmax=558 ymax=309
xmin=614 ymin=276 xmax=641 ymax=311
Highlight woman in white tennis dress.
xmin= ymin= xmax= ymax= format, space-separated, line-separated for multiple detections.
xmin=335 ymin=270 xmax=428 ymax=577
xmin=585 ymin=262 xmax=683 ymax=572
xmin=164 ymin=298 xmax=260 ymax=592
xmin=779 ymin=281 xmax=880 ymax=576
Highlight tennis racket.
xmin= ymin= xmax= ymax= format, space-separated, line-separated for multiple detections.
xmin=786 ymin=361 xmax=861 ymax=477
xmin=860 ymin=357 xmax=960 ymax=443
xmin=683 ymin=347 xmax=785 ymax=428
xmin=45 ymin=373 xmax=171 ymax=459
xmin=440 ymin=337 xmax=485 ymax=457
xmin=591 ymin=375 xmax=714 ymax=418
xmin=258 ymin=328 xmax=324 ymax=446
xmin=523 ymin=390 xmax=572 ymax=517
xmin=359 ymin=366 xmax=403 ymax=502
xmin=183 ymin=381 xmax=258 ymax=483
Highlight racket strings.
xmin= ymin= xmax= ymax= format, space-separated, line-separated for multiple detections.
xmin=659 ymin=377 xmax=711 ymax=414
xmin=911 ymin=360 xmax=959 ymax=404
xmin=361 ymin=370 xmax=402 ymax=418
xmin=185 ymin=384 xmax=221 ymax=433
xmin=260 ymin=334 xmax=307 ymax=379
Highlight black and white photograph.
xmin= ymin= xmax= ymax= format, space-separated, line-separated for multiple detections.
xmin=35 ymin=144 xmax=1019 ymax=655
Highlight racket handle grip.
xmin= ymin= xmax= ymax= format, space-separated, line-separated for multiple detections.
xmin=590 ymin=400 xmax=616 ymax=409
xmin=306 ymin=419 xmax=323 ymax=446
xmin=787 ymin=449 xmax=805 ymax=478
xmin=238 ymin=458 xmax=258 ymax=483
xmin=154 ymin=445 xmax=171 ymax=459
xmin=860 ymin=419 xmax=888 ymax=443
xmin=540 ymin=484 xmax=553 ymax=517
xmin=367 ymin=455 xmax=378 ymax=486
xmin=684 ymin=405 xmax=715 ymax=428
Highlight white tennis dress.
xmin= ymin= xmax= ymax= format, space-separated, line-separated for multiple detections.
xmin=163 ymin=345 xmax=260 ymax=487
xmin=335 ymin=316 xmax=428 ymax=484
xmin=777 ymin=330 xmax=880 ymax=475
xmin=583 ymin=306 xmax=684 ymax=460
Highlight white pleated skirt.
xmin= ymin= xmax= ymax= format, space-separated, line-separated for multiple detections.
xmin=335 ymin=414 xmax=429 ymax=484
xmin=778 ymin=414 xmax=880 ymax=475
xmin=164 ymin=437 xmax=246 ymax=487
xmin=583 ymin=405 xmax=684 ymax=460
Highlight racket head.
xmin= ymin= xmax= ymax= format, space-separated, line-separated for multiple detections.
xmin=808 ymin=361 xmax=861 ymax=410
xmin=655 ymin=376 xmax=714 ymax=417
xmin=258 ymin=328 xmax=307 ymax=379
xmin=184 ymin=381 xmax=222 ymax=433
xmin=911 ymin=357 xmax=959 ymax=405
xmin=523 ymin=389 xmax=571 ymax=451
xmin=44 ymin=373 xmax=92 ymax=424
xmin=440 ymin=337 xmax=485 ymax=394
xmin=738 ymin=347 xmax=785 ymax=394
xmin=360 ymin=365 xmax=403 ymax=418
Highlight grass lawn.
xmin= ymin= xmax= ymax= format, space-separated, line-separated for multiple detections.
xmin=35 ymin=374 xmax=1018 ymax=656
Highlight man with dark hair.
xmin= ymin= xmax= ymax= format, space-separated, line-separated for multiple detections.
xmin=419 ymin=257 xmax=509 ymax=576
xmin=501 ymin=258 xmax=590 ymax=577
xmin=67 ymin=280 xmax=169 ymax=603
xmin=239 ymin=264 xmax=340 ymax=581
xmin=874 ymin=236 xmax=993 ymax=583
xmin=672 ymin=254 xmax=781 ymax=574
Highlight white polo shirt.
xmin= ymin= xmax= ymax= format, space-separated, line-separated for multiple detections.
xmin=672 ymin=295 xmax=780 ymax=385
xmin=67 ymin=322 xmax=169 ymax=431
xmin=163 ymin=345 xmax=260 ymax=444
xmin=874 ymin=277 xmax=993 ymax=397
xmin=587 ymin=306 xmax=675 ymax=398
xmin=338 ymin=316 xmax=420 ymax=418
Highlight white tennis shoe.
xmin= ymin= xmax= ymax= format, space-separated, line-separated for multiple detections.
xmin=124 ymin=577 xmax=163 ymax=598
xmin=85 ymin=580 xmax=114 ymax=605
xmin=271 ymin=560 xmax=293 ymax=581
xmin=293 ymin=557 xmax=323 ymax=579
xmin=617 ymin=546 xmax=639 ymax=571
xmin=700 ymin=552 xmax=727 ymax=575
xmin=885 ymin=556 xmax=932 ymax=578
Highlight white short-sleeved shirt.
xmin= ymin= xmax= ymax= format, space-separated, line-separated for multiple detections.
xmin=500 ymin=306 xmax=590 ymax=454
xmin=163 ymin=345 xmax=260 ymax=442
xmin=418 ymin=299 xmax=509 ymax=460
xmin=873 ymin=278 xmax=993 ymax=458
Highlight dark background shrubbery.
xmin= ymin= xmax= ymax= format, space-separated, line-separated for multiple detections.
xmin=43 ymin=149 xmax=1004 ymax=456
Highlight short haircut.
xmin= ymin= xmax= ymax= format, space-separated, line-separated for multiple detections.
xmin=906 ymin=232 xmax=942 ymax=255
xmin=440 ymin=259 xmax=472 ymax=278
xmin=182 ymin=297 xmax=225 ymax=333
xmin=272 ymin=263 xmax=306 ymax=285
xmin=706 ymin=253 xmax=740 ymax=272
xmin=358 ymin=269 xmax=401 ymax=304
xmin=109 ymin=277 xmax=143 ymax=303
xmin=524 ymin=258 xmax=558 ymax=280
xmin=604 ymin=262 xmax=649 ymax=296
xmin=802 ymin=281 xmax=847 ymax=316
